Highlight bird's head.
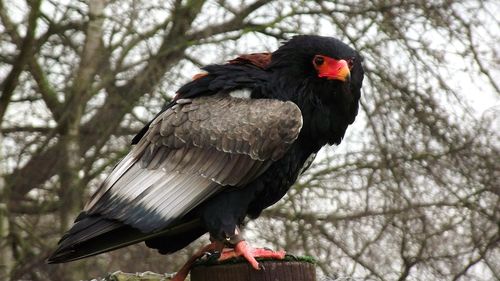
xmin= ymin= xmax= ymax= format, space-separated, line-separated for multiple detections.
xmin=265 ymin=35 xmax=364 ymax=146
xmin=268 ymin=35 xmax=364 ymax=119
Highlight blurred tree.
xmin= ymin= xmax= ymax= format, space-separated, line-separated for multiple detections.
xmin=0 ymin=0 xmax=498 ymax=280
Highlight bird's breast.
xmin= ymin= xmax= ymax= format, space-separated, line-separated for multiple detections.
xmin=246 ymin=143 xmax=315 ymax=217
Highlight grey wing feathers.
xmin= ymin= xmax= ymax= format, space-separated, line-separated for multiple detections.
xmin=84 ymin=93 xmax=302 ymax=232
xmin=144 ymin=94 xmax=302 ymax=161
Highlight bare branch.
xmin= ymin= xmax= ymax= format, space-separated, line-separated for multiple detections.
xmin=0 ymin=0 xmax=41 ymax=123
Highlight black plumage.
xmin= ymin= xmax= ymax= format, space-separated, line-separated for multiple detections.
xmin=48 ymin=35 xmax=364 ymax=265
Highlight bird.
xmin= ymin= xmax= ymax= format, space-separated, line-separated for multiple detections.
xmin=47 ymin=35 xmax=364 ymax=280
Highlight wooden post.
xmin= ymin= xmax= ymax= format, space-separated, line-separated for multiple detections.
xmin=190 ymin=258 xmax=316 ymax=281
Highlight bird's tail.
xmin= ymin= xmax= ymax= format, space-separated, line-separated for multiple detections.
xmin=47 ymin=214 xmax=203 ymax=264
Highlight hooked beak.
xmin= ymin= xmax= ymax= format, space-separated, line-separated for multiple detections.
xmin=314 ymin=56 xmax=351 ymax=82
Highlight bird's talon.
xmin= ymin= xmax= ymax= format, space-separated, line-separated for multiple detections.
xmin=206 ymin=251 xmax=221 ymax=261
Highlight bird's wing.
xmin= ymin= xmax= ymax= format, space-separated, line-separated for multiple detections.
xmin=83 ymin=93 xmax=302 ymax=232
xmin=228 ymin=52 xmax=272 ymax=69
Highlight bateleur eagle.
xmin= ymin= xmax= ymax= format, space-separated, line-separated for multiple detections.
xmin=48 ymin=35 xmax=364 ymax=279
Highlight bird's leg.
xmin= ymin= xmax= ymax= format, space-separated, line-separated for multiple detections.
xmin=218 ymin=228 xmax=286 ymax=270
xmin=218 ymin=240 xmax=286 ymax=270
xmin=171 ymin=240 xmax=224 ymax=281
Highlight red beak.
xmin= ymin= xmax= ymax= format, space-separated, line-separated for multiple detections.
xmin=314 ymin=56 xmax=350 ymax=82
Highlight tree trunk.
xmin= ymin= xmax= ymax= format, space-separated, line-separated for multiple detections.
xmin=0 ymin=133 xmax=13 ymax=281
xmin=190 ymin=260 xmax=316 ymax=281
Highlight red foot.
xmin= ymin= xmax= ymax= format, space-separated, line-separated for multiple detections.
xmin=219 ymin=241 xmax=286 ymax=270
xmin=171 ymin=241 xmax=285 ymax=280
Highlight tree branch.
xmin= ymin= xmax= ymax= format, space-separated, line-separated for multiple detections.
xmin=0 ymin=0 xmax=41 ymax=124
xmin=27 ymin=58 xmax=62 ymax=120
xmin=186 ymin=0 xmax=272 ymax=41
xmin=6 ymin=0 xmax=207 ymax=201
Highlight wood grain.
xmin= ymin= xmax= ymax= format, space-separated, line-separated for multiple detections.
xmin=190 ymin=260 xmax=316 ymax=281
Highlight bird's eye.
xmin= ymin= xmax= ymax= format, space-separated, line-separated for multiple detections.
xmin=313 ymin=55 xmax=324 ymax=66
xmin=346 ymin=57 xmax=355 ymax=69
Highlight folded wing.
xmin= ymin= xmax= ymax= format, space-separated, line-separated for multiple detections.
xmin=84 ymin=93 xmax=303 ymax=232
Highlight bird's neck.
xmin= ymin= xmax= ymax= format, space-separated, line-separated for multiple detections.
xmin=297 ymin=100 xmax=350 ymax=150
xmin=279 ymin=83 xmax=353 ymax=147
xmin=261 ymin=71 xmax=357 ymax=149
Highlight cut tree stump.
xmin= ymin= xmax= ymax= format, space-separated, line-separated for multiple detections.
xmin=96 ymin=256 xmax=316 ymax=281
xmin=190 ymin=256 xmax=316 ymax=281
